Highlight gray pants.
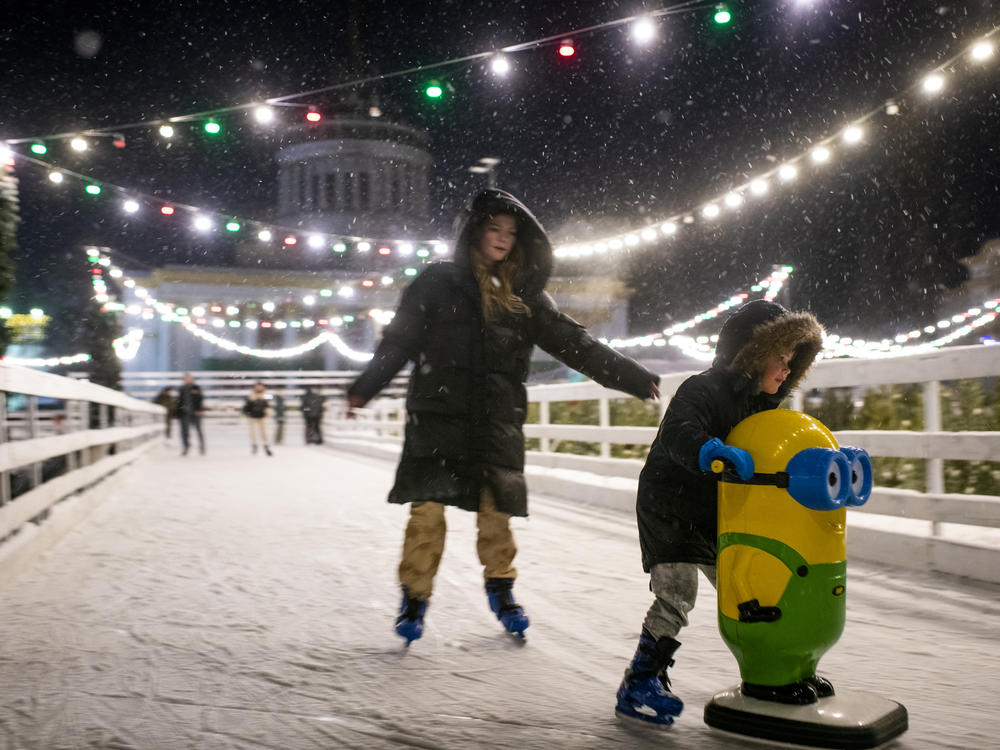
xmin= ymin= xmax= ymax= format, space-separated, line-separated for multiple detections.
xmin=642 ymin=563 xmax=717 ymax=641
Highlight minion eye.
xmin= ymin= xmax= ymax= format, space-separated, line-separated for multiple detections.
xmin=785 ymin=448 xmax=851 ymax=511
xmin=840 ymin=447 xmax=873 ymax=506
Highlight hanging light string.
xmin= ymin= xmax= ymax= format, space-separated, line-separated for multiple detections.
xmin=601 ymin=266 xmax=792 ymax=350
xmin=552 ymin=28 xmax=1000 ymax=259
xmin=1 ymin=0 xmax=713 ymax=147
xmin=18 ymin=152 xmax=452 ymax=260
xmin=8 ymin=27 xmax=996 ymax=263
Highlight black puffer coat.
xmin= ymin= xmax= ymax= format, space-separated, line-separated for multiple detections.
xmin=348 ymin=189 xmax=659 ymax=516
xmin=636 ymin=300 xmax=824 ymax=570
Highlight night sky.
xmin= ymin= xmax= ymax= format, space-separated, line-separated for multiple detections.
xmin=3 ymin=0 xmax=999 ymax=340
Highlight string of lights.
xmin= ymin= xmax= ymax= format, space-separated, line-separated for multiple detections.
xmin=5 ymin=26 xmax=995 ymax=265
xmin=1 ymin=1 xmax=713 ymax=147
xmin=552 ymin=29 xmax=999 ymax=259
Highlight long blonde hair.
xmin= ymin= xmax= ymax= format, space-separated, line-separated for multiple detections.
xmin=472 ymin=217 xmax=532 ymax=322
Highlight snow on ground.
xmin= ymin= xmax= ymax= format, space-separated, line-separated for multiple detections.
xmin=0 ymin=427 xmax=998 ymax=750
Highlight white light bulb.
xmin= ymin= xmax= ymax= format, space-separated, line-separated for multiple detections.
xmin=641 ymin=228 xmax=657 ymax=241
xmin=70 ymin=138 xmax=88 ymax=152
xmin=660 ymin=222 xmax=677 ymax=235
xmin=262 ymin=302 xmax=276 ymax=312
xmin=778 ymin=164 xmax=798 ymax=181
xmin=922 ymin=74 xmax=944 ymax=93
xmin=397 ymin=242 xmax=414 ymax=255
xmin=491 ymin=55 xmax=511 ymax=75
xmin=702 ymin=204 xmax=720 ymax=218
xmin=258 ymin=230 xmax=272 ymax=241
xmin=48 ymin=171 xmax=65 ymax=184
xmin=159 ymin=124 xmax=174 ymax=138
xmin=842 ymin=126 xmax=863 ymax=144
xmin=811 ymin=146 xmax=831 ymax=163
xmin=308 ymin=234 xmax=325 ymax=249
xmin=193 ymin=216 xmax=213 ymax=231
xmin=303 ymin=295 xmax=316 ymax=306
xmin=192 ymin=306 xmax=206 ymax=317
xmin=381 ymin=276 xmax=394 ymax=286
xmin=750 ymin=179 xmax=768 ymax=195
xmin=970 ymin=41 xmax=994 ymax=61
xmin=632 ymin=18 xmax=656 ymax=44
xmin=357 ymin=241 xmax=371 ymax=252
xmin=123 ymin=199 xmax=140 ymax=213
xmin=338 ymin=286 xmax=354 ymax=298
xmin=254 ymin=105 xmax=275 ymax=124
xmin=724 ymin=192 xmax=743 ymax=208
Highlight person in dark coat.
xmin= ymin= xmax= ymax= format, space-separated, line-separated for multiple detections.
xmin=614 ymin=299 xmax=824 ymax=726
xmin=175 ymin=372 xmax=205 ymax=456
xmin=242 ymin=382 xmax=272 ymax=456
xmin=347 ymin=188 xmax=661 ymax=644
xmin=153 ymin=387 xmax=176 ymax=439
xmin=301 ymin=386 xmax=325 ymax=444
xmin=273 ymin=393 xmax=286 ymax=445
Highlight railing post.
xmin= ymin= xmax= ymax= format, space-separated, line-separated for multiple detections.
xmin=99 ymin=403 xmax=110 ymax=459
xmin=790 ymin=390 xmax=804 ymax=412
xmin=539 ymin=400 xmax=550 ymax=454
xmin=923 ymin=379 xmax=943 ymax=537
xmin=0 ymin=392 xmax=9 ymax=507
xmin=28 ymin=395 xmax=42 ymax=488
xmin=599 ymin=396 xmax=611 ymax=459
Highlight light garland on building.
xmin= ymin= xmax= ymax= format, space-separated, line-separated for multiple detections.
xmin=86 ymin=246 xmax=407 ymax=315
xmin=90 ymin=249 xmax=377 ymax=362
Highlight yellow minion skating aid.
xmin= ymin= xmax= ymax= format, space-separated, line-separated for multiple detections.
xmin=703 ymin=409 xmax=908 ymax=748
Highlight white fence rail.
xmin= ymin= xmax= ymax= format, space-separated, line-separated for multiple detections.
xmin=0 ymin=363 xmax=164 ymax=587
xmin=338 ymin=344 xmax=1000 ymax=585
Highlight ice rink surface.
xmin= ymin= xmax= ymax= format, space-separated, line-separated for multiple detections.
xmin=0 ymin=428 xmax=997 ymax=749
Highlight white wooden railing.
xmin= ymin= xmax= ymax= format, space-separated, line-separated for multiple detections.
xmin=0 ymin=363 xmax=164 ymax=587
xmin=335 ymin=344 xmax=1000 ymax=584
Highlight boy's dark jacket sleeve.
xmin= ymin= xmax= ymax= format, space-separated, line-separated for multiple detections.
xmin=348 ymin=269 xmax=435 ymax=403
xmin=655 ymin=375 xmax=718 ymax=476
xmin=532 ymin=293 xmax=658 ymax=400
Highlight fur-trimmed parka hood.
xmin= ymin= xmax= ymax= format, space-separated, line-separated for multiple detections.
xmin=452 ymin=188 xmax=553 ymax=298
xmin=713 ymin=299 xmax=824 ymax=397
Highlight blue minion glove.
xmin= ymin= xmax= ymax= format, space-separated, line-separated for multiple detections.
xmin=698 ymin=437 xmax=754 ymax=481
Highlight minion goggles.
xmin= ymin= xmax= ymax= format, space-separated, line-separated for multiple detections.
xmin=712 ymin=447 xmax=873 ymax=510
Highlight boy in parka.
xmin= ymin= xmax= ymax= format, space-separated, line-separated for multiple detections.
xmin=615 ymin=299 xmax=824 ymax=725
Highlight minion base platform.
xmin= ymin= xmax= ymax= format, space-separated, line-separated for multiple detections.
xmin=704 ymin=686 xmax=907 ymax=749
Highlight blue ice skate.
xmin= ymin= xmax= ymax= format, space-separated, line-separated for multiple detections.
xmin=485 ymin=577 xmax=530 ymax=637
xmin=615 ymin=631 xmax=684 ymax=726
xmin=395 ymin=587 xmax=427 ymax=645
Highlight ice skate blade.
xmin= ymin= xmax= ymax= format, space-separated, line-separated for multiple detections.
xmin=615 ymin=707 xmax=675 ymax=729
xmin=704 ymin=685 xmax=907 ymax=749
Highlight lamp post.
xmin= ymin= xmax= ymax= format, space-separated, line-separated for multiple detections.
xmin=468 ymin=157 xmax=501 ymax=188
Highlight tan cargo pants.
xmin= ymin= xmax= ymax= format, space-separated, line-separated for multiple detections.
xmin=398 ymin=487 xmax=517 ymax=600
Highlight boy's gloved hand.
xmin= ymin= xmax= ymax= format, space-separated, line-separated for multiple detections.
xmin=698 ymin=437 xmax=754 ymax=480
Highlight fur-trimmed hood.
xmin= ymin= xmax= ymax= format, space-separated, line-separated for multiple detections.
xmin=452 ymin=189 xmax=554 ymax=298
xmin=713 ymin=299 xmax=824 ymax=396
